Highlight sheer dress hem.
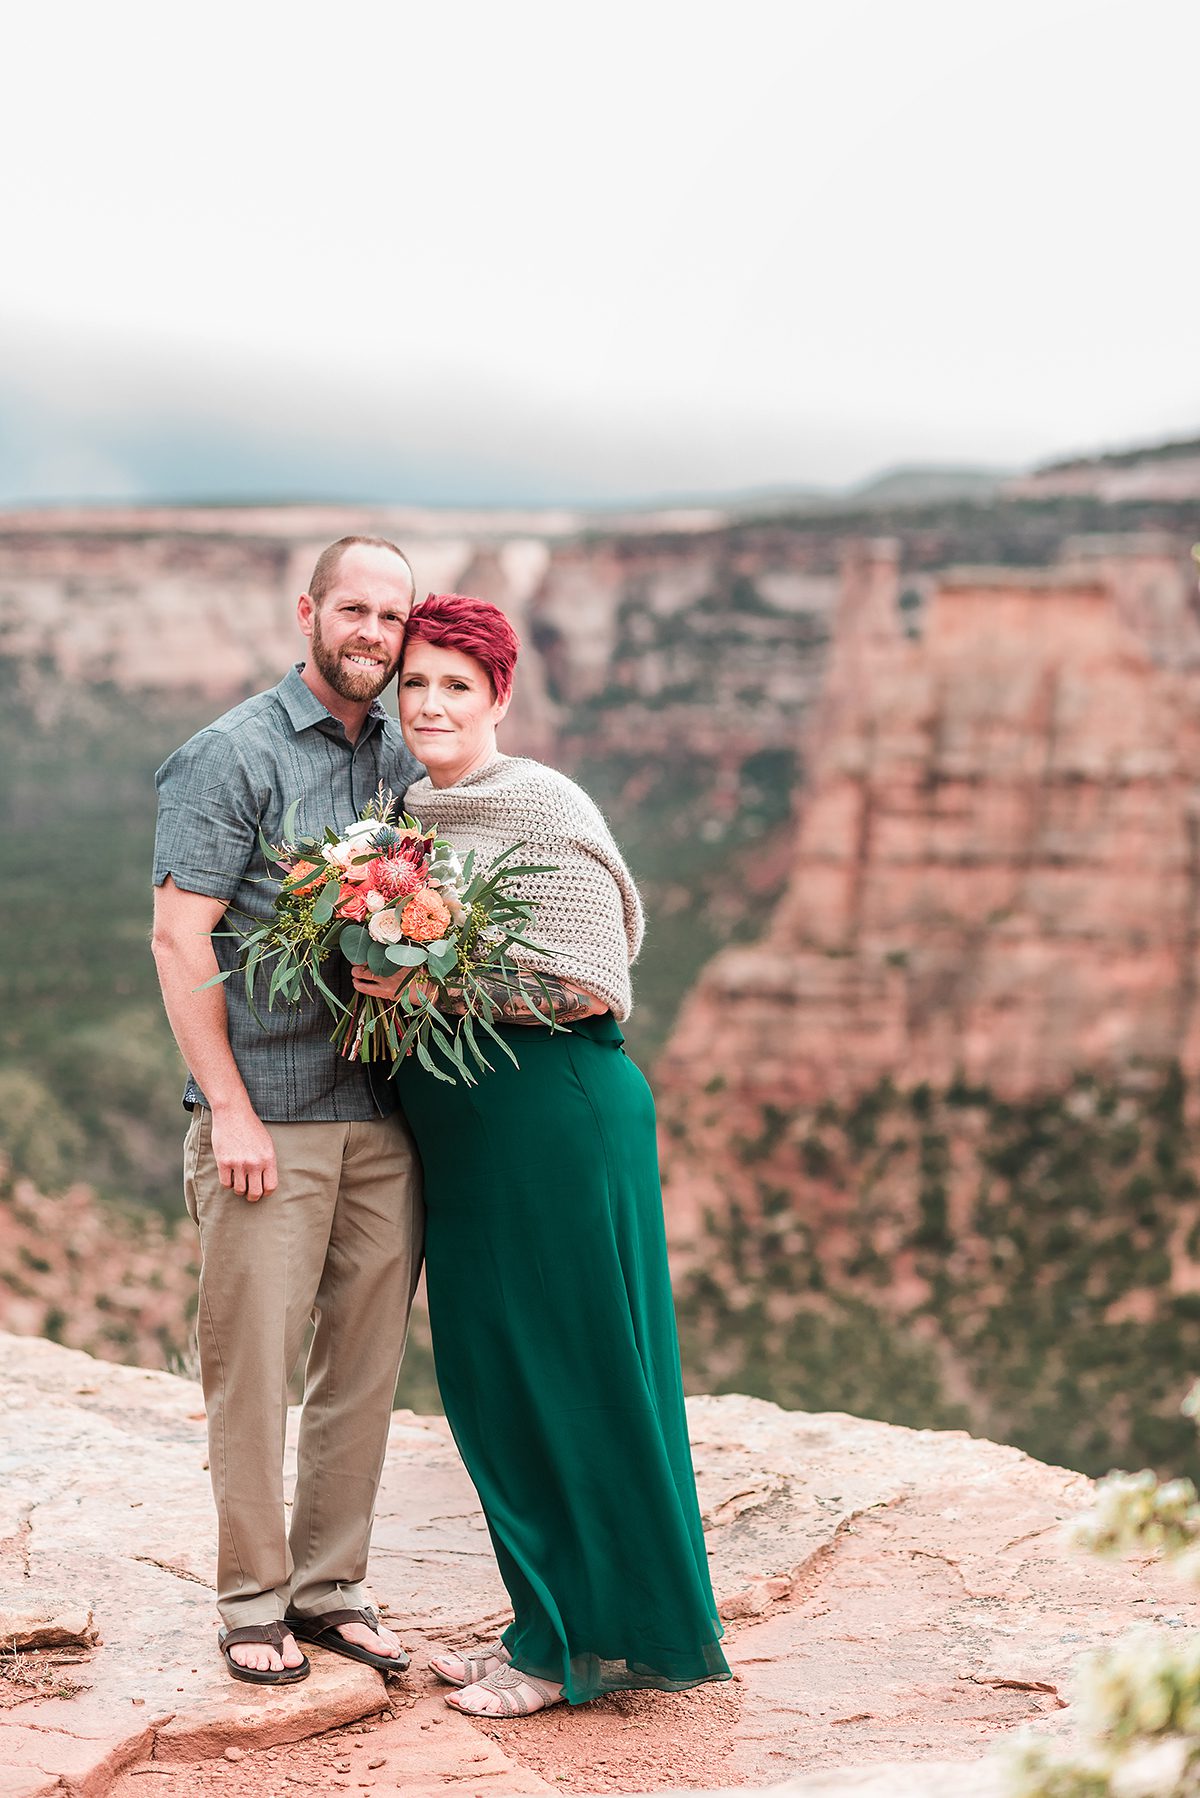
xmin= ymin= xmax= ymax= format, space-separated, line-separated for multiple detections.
xmin=499 ymin=1628 xmax=732 ymax=1705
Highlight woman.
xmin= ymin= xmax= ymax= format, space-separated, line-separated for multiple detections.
xmin=353 ymin=594 xmax=730 ymax=1719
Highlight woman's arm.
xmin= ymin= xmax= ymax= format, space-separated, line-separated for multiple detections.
xmin=467 ymin=967 xmax=607 ymax=1025
xmin=351 ymin=963 xmax=606 ymax=1024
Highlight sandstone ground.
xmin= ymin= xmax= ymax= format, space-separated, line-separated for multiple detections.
xmin=4 ymin=1333 xmax=1198 ymax=1797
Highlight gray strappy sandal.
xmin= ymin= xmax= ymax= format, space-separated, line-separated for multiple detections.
xmin=445 ymin=1661 xmax=565 ymax=1717
xmin=430 ymin=1642 xmax=510 ymax=1687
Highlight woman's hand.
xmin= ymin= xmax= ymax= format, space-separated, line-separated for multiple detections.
xmin=351 ymin=963 xmax=432 ymax=1004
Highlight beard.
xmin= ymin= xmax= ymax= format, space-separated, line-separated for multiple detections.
xmin=309 ymin=612 xmax=398 ymax=702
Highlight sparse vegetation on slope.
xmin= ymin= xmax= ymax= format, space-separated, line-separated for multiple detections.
xmin=674 ymin=1066 xmax=1200 ymax=1479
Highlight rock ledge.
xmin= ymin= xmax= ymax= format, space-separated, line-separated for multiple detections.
xmin=3 ymin=1332 xmax=1196 ymax=1798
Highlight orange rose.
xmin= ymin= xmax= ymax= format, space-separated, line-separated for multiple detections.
xmin=399 ymin=887 xmax=453 ymax=944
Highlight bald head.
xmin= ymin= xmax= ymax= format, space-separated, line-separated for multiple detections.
xmin=308 ymin=536 xmax=415 ymax=611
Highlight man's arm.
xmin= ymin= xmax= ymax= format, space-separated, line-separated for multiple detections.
xmin=151 ymin=877 xmax=278 ymax=1200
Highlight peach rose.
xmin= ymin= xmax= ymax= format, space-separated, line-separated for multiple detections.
xmin=336 ymin=885 xmax=369 ymax=922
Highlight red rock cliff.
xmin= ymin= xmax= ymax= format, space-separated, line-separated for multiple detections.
xmin=657 ymin=538 xmax=1200 ymax=1240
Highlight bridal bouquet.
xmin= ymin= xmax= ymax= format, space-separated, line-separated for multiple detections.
xmin=208 ymin=790 xmax=558 ymax=1084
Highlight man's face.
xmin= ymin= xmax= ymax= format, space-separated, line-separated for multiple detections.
xmin=299 ymin=544 xmax=414 ymax=703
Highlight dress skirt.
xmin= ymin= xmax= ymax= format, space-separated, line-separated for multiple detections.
xmin=394 ymin=1011 xmax=730 ymax=1704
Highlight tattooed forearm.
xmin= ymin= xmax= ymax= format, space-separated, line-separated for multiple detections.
xmin=470 ymin=970 xmax=601 ymax=1025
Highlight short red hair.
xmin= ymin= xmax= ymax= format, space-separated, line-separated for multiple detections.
xmin=403 ymin=594 xmax=520 ymax=703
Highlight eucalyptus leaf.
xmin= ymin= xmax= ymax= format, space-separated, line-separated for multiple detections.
xmin=415 ymin=1035 xmax=454 ymax=1084
xmin=473 ymin=1004 xmax=521 ymax=1068
xmin=311 ymin=963 xmax=350 ymax=1017
xmin=338 ymin=924 xmax=372 ymax=963
xmin=194 ymin=969 xmax=235 ymax=990
xmin=431 ymin=1026 xmax=475 ymax=1085
xmin=394 ymin=1011 xmax=424 ymax=1064
xmin=461 ymin=1009 xmax=493 ymax=1075
xmin=384 ymin=945 xmax=429 ymax=968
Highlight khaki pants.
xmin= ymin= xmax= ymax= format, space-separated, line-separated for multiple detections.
xmin=183 ymin=1107 xmax=423 ymax=1627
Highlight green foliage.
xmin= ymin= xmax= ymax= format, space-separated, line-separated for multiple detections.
xmin=0 ymin=1069 xmax=89 ymax=1192
xmin=0 ymin=665 xmax=206 ymax=1209
xmin=676 ymin=1064 xmax=1200 ymax=1480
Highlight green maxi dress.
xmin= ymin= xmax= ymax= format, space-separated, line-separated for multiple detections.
xmin=394 ymin=1011 xmax=730 ymax=1704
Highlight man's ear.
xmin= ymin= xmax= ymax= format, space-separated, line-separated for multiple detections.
xmin=297 ymin=593 xmax=316 ymax=640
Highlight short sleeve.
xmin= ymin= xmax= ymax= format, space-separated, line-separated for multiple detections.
xmin=153 ymin=729 xmax=264 ymax=901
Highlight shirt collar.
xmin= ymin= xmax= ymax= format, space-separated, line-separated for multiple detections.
xmin=274 ymin=663 xmax=389 ymax=739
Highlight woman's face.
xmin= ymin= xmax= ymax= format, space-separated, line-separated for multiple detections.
xmin=399 ymin=639 xmax=510 ymax=787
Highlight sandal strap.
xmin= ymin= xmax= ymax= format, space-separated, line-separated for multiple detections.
xmin=221 ymin=1622 xmax=292 ymax=1651
xmin=472 ymin=1662 xmax=561 ymax=1716
xmin=291 ymin=1605 xmax=379 ymax=1633
xmin=451 ymin=1643 xmax=508 ymax=1679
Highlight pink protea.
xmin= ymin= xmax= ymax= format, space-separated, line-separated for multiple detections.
xmin=365 ymin=855 xmax=427 ymax=901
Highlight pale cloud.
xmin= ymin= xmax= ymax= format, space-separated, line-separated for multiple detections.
xmin=1 ymin=0 xmax=1196 ymax=505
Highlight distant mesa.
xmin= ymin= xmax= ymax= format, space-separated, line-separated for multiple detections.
xmin=658 ymin=530 xmax=1200 ymax=1126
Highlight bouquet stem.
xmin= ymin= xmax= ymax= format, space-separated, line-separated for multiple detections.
xmin=334 ymin=993 xmax=390 ymax=1062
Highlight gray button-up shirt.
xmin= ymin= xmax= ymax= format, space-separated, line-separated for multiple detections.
xmin=153 ymin=664 xmax=423 ymax=1121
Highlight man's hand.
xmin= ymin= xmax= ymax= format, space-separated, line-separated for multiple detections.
xmin=152 ymin=878 xmax=271 ymax=1191
xmin=210 ymin=1105 xmax=279 ymax=1200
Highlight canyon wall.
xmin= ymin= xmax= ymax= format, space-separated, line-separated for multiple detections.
xmin=0 ymin=503 xmax=835 ymax=1211
xmin=661 ymin=538 xmax=1200 ymax=1106
xmin=7 ymin=498 xmax=1200 ymax=1473
xmin=654 ymin=535 xmax=1200 ymax=1476
xmin=0 ymin=503 xmax=836 ymax=768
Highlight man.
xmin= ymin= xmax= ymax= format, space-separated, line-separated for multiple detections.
xmin=152 ymin=536 xmax=423 ymax=1684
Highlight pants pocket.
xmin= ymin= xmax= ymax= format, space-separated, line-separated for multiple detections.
xmin=182 ymin=1106 xmax=209 ymax=1224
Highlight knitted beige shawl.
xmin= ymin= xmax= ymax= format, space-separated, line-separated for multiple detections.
xmin=403 ymin=754 xmax=645 ymax=1020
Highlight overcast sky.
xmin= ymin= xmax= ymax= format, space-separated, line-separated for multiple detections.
xmin=2 ymin=0 xmax=1196 ymax=507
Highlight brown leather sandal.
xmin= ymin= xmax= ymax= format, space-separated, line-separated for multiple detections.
xmin=218 ymin=1621 xmax=310 ymax=1685
xmin=284 ymin=1604 xmax=410 ymax=1674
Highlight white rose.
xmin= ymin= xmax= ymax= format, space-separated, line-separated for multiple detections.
xmin=326 ymin=838 xmax=374 ymax=882
xmin=343 ymin=818 xmax=382 ymax=841
xmin=367 ymin=908 xmax=406 ymax=944
xmin=365 ymin=891 xmax=387 ymax=913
